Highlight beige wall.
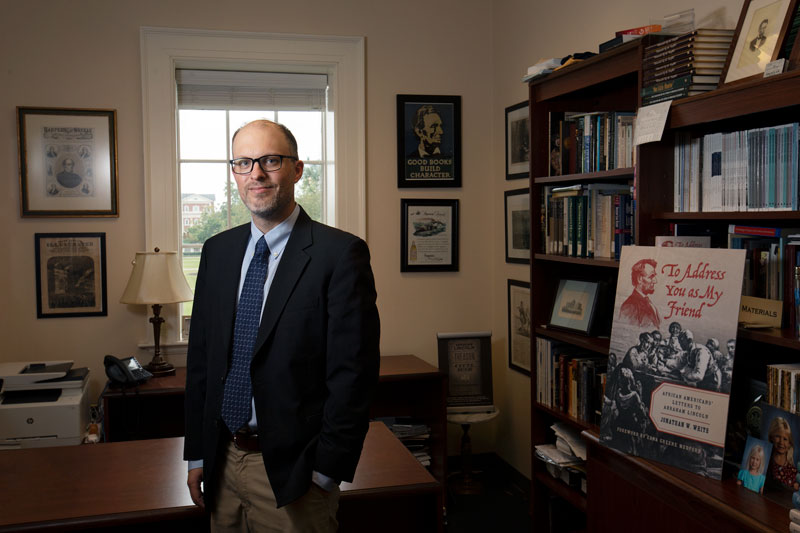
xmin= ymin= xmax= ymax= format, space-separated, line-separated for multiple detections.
xmin=0 ymin=0 xmax=742 ymax=479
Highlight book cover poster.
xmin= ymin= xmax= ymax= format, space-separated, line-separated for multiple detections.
xmin=599 ymin=246 xmax=745 ymax=479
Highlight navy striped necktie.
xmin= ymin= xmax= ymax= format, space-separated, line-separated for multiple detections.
xmin=222 ymin=236 xmax=269 ymax=434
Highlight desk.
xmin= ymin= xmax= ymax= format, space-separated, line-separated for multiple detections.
xmin=0 ymin=421 xmax=439 ymax=533
xmin=102 ymin=367 xmax=186 ymax=442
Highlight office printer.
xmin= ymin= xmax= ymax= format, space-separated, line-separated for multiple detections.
xmin=0 ymin=361 xmax=89 ymax=449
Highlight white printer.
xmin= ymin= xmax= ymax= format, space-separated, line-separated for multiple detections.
xmin=0 ymin=361 xmax=89 ymax=449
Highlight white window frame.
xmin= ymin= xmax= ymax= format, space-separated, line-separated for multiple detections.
xmin=140 ymin=27 xmax=365 ymax=348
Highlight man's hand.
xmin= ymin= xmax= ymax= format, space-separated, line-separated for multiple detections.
xmin=187 ymin=467 xmax=205 ymax=508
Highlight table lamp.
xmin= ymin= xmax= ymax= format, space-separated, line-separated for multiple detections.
xmin=120 ymin=248 xmax=194 ymax=376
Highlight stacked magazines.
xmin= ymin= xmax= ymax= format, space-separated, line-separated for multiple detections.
xmin=641 ymin=28 xmax=734 ymax=106
xmin=376 ymin=416 xmax=432 ymax=467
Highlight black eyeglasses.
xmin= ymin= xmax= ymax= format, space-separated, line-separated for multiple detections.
xmin=229 ymin=154 xmax=297 ymax=174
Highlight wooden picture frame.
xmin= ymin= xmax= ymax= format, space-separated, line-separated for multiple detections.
xmin=436 ymin=331 xmax=494 ymax=412
xmin=507 ymin=279 xmax=531 ymax=376
xmin=548 ymin=279 xmax=599 ymax=335
xmin=721 ymin=0 xmax=797 ymax=86
xmin=401 ymin=198 xmax=459 ymax=272
xmin=18 ymin=107 xmax=119 ymax=217
xmin=34 ymin=233 xmax=107 ymax=318
xmin=397 ymin=94 xmax=461 ymax=188
xmin=505 ymin=101 xmax=530 ymax=180
xmin=505 ymin=188 xmax=530 ymax=264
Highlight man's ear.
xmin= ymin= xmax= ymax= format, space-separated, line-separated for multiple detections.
xmin=294 ymin=159 xmax=304 ymax=183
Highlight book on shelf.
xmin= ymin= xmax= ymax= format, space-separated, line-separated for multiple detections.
xmin=548 ymin=111 xmax=635 ymax=176
xmin=673 ymin=123 xmax=800 ymax=213
xmin=654 ymin=235 xmax=711 ymax=248
xmin=598 ymin=246 xmax=746 ymax=479
xmin=599 ymin=33 xmax=642 ymax=53
xmin=616 ymin=23 xmax=662 ymax=37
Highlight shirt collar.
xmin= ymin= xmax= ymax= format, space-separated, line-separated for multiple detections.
xmin=248 ymin=204 xmax=300 ymax=259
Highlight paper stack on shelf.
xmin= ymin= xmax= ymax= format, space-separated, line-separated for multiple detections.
xmin=376 ymin=416 xmax=432 ymax=468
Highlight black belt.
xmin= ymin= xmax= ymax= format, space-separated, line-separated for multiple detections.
xmin=229 ymin=428 xmax=260 ymax=452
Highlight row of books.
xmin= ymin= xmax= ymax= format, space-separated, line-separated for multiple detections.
xmin=548 ymin=111 xmax=636 ymax=177
xmin=641 ymin=29 xmax=733 ymax=106
xmin=535 ymin=337 xmax=607 ymax=425
xmin=766 ymin=362 xmax=800 ymax=414
xmin=375 ymin=417 xmax=432 ymax=467
xmin=673 ymin=123 xmax=800 ymax=213
xmin=543 ymin=183 xmax=633 ymax=259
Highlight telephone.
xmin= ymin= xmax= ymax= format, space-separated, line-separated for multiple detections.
xmin=104 ymin=355 xmax=153 ymax=385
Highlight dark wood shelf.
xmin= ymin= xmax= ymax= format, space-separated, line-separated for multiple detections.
xmin=738 ymin=327 xmax=800 ymax=350
xmin=533 ymin=167 xmax=634 ymax=185
xmin=533 ymin=470 xmax=587 ymax=513
xmin=534 ymin=401 xmax=595 ymax=433
xmin=534 ymin=326 xmax=610 ymax=356
xmin=534 ymin=253 xmax=619 ymax=268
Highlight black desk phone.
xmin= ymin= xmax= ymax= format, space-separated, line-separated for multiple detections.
xmin=104 ymin=355 xmax=153 ymax=385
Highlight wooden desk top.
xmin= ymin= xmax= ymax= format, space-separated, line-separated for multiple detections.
xmin=0 ymin=421 xmax=436 ymax=531
xmin=379 ymin=354 xmax=442 ymax=381
xmin=104 ymin=366 xmax=187 ymax=397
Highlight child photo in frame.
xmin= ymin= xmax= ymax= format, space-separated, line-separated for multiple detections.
xmin=761 ymin=402 xmax=800 ymax=491
xmin=738 ymin=436 xmax=772 ymax=494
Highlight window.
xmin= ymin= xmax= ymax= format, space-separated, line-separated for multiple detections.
xmin=140 ymin=28 xmax=365 ymax=348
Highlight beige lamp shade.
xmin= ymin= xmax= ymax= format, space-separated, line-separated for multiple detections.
xmin=120 ymin=249 xmax=194 ymax=305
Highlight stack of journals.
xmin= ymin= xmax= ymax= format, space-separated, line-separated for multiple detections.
xmin=375 ymin=417 xmax=432 ymax=467
xmin=543 ymin=183 xmax=633 ymax=260
xmin=641 ymin=28 xmax=734 ymax=105
xmin=673 ymin=123 xmax=799 ymax=213
xmin=547 ymin=111 xmax=636 ymax=176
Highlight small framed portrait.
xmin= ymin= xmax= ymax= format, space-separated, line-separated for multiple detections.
xmin=507 ymin=279 xmax=531 ymax=376
xmin=737 ymin=435 xmax=772 ymax=494
xmin=18 ymin=107 xmax=119 ymax=217
xmin=505 ymin=101 xmax=530 ymax=180
xmin=401 ymin=198 xmax=459 ymax=272
xmin=396 ymin=95 xmax=461 ymax=188
xmin=504 ymin=188 xmax=530 ymax=264
xmin=34 ymin=233 xmax=107 ymax=318
xmin=721 ymin=0 xmax=797 ymax=85
xmin=436 ymin=331 xmax=494 ymax=412
xmin=548 ymin=279 xmax=600 ymax=335
xmin=760 ymin=402 xmax=800 ymax=491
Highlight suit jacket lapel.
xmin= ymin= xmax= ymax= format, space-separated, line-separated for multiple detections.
xmin=253 ymin=209 xmax=312 ymax=354
xmin=217 ymin=224 xmax=252 ymax=364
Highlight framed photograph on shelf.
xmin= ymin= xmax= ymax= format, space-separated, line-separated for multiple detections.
xmin=721 ymin=0 xmax=797 ymax=85
xmin=401 ymin=198 xmax=459 ymax=272
xmin=18 ymin=107 xmax=119 ymax=217
xmin=505 ymin=101 xmax=529 ymax=180
xmin=507 ymin=279 xmax=531 ymax=376
xmin=34 ymin=233 xmax=107 ymax=318
xmin=396 ymin=94 xmax=461 ymax=188
xmin=548 ymin=279 xmax=599 ymax=335
xmin=504 ymin=188 xmax=530 ymax=264
xmin=436 ymin=331 xmax=494 ymax=412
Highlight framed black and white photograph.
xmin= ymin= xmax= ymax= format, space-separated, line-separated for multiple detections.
xmin=34 ymin=233 xmax=107 ymax=318
xmin=505 ymin=101 xmax=529 ymax=180
xmin=721 ymin=0 xmax=797 ymax=85
xmin=507 ymin=279 xmax=531 ymax=376
xmin=401 ymin=198 xmax=459 ymax=272
xmin=397 ymin=94 xmax=461 ymax=188
xmin=18 ymin=107 xmax=119 ymax=217
xmin=437 ymin=331 xmax=494 ymax=411
xmin=548 ymin=279 xmax=599 ymax=335
xmin=505 ymin=188 xmax=530 ymax=264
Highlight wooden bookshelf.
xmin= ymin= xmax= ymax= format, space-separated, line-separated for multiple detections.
xmin=528 ymin=37 xmax=800 ymax=532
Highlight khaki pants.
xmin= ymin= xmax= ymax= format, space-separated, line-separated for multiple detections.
xmin=211 ymin=441 xmax=339 ymax=533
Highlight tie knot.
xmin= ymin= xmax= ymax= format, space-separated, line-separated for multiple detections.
xmin=254 ymin=236 xmax=269 ymax=258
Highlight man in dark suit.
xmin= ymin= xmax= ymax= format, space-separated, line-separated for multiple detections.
xmin=184 ymin=119 xmax=380 ymax=531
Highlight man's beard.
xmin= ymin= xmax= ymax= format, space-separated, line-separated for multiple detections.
xmin=243 ymin=186 xmax=292 ymax=221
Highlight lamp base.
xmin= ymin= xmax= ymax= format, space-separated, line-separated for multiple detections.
xmin=145 ymin=359 xmax=175 ymax=377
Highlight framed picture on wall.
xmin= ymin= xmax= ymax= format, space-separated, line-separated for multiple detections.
xmin=401 ymin=198 xmax=459 ymax=272
xmin=507 ymin=279 xmax=531 ymax=376
xmin=721 ymin=0 xmax=797 ymax=85
xmin=504 ymin=188 xmax=530 ymax=264
xmin=396 ymin=94 xmax=461 ymax=188
xmin=505 ymin=101 xmax=529 ymax=180
xmin=18 ymin=107 xmax=119 ymax=217
xmin=34 ymin=233 xmax=108 ymax=318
